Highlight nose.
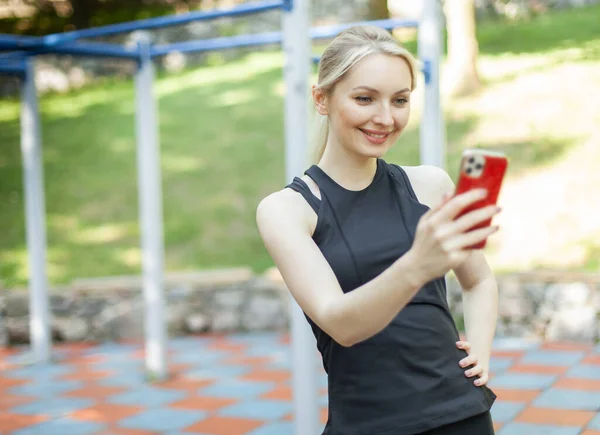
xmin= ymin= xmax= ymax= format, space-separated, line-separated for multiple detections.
xmin=373 ymin=103 xmax=394 ymax=127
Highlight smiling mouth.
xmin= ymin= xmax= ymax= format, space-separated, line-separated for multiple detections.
xmin=359 ymin=129 xmax=393 ymax=139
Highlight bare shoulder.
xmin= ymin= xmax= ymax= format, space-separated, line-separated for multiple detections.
xmin=256 ymin=189 xmax=302 ymax=224
xmin=400 ymin=165 xmax=455 ymax=209
xmin=256 ymin=187 xmax=315 ymax=236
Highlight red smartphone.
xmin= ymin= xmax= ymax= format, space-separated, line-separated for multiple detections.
xmin=454 ymin=149 xmax=508 ymax=249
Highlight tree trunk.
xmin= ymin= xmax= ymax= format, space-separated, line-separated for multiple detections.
xmin=367 ymin=0 xmax=389 ymax=20
xmin=444 ymin=0 xmax=481 ymax=96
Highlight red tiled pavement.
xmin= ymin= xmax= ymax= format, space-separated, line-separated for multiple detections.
xmin=184 ymin=416 xmax=264 ymax=435
xmin=1 ymin=334 xmax=599 ymax=435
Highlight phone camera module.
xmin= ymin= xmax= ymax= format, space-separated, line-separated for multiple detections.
xmin=462 ymin=154 xmax=486 ymax=178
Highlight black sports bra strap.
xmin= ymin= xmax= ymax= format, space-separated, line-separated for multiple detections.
xmin=287 ymin=177 xmax=321 ymax=214
xmin=389 ymin=163 xmax=419 ymax=202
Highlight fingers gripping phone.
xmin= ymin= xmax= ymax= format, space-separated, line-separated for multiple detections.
xmin=454 ymin=149 xmax=508 ymax=249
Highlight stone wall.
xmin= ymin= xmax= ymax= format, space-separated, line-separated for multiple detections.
xmin=446 ymin=270 xmax=600 ymax=343
xmin=1 ymin=268 xmax=599 ymax=347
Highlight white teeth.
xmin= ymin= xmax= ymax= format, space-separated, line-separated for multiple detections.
xmin=363 ymin=130 xmax=388 ymax=138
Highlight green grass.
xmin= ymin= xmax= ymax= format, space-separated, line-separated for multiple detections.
xmin=1 ymin=4 xmax=599 ymax=287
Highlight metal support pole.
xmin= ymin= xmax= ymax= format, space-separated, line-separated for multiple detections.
xmin=418 ymin=0 xmax=445 ymax=169
xmin=20 ymin=57 xmax=51 ymax=363
xmin=134 ymin=32 xmax=168 ymax=380
xmin=282 ymin=1 xmax=321 ymax=434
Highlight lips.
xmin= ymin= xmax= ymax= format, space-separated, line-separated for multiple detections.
xmin=359 ymin=128 xmax=393 ymax=144
xmin=360 ymin=129 xmax=391 ymax=138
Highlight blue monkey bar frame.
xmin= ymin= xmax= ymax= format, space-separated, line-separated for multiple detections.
xmin=0 ymin=1 xmax=444 ymax=434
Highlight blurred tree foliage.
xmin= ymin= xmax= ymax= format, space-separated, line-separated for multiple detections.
xmin=0 ymin=0 xmax=209 ymax=35
xmin=367 ymin=0 xmax=389 ymax=19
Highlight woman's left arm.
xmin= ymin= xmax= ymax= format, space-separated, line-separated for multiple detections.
xmin=406 ymin=164 xmax=499 ymax=383
xmin=453 ymin=251 xmax=499 ymax=379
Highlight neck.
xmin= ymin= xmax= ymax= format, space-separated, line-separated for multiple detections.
xmin=318 ymin=144 xmax=378 ymax=191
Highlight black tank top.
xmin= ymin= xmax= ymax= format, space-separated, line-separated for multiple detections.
xmin=286 ymin=159 xmax=496 ymax=435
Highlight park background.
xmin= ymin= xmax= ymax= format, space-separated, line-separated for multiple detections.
xmin=1 ymin=0 xmax=599 ymax=345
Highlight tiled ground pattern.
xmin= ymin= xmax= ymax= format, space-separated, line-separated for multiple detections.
xmin=1 ymin=333 xmax=600 ymax=435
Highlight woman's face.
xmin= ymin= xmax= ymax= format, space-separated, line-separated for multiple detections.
xmin=316 ymin=53 xmax=413 ymax=159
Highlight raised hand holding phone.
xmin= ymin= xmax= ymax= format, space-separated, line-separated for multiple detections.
xmin=454 ymin=149 xmax=508 ymax=249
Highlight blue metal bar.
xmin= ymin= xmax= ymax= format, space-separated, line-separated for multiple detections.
xmin=0 ymin=34 xmax=40 ymax=51
xmin=0 ymin=34 xmax=138 ymax=59
xmin=0 ymin=51 xmax=27 ymax=60
xmin=0 ymin=49 xmax=26 ymax=77
xmin=42 ymin=0 xmax=286 ymax=46
xmin=36 ymin=41 xmax=139 ymax=59
xmin=0 ymin=64 xmax=26 ymax=77
xmin=151 ymin=18 xmax=419 ymax=58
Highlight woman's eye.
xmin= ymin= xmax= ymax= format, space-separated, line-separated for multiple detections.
xmin=395 ymin=98 xmax=408 ymax=105
xmin=355 ymin=96 xmax=372 ymax=103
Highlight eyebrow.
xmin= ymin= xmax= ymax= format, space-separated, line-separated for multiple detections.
xmin=351 ymin=86 xmax=410 ymax=94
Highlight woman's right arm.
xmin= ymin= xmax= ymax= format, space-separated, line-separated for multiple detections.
xmin=256 ymin=188 xmax=499 ymax=347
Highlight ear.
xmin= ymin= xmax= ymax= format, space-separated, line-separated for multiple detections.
xmin=312 ymin=85 xmax=329 ymax=116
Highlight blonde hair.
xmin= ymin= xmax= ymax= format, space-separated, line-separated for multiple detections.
xmin=312 ymin=25 xmax=418 ymax=162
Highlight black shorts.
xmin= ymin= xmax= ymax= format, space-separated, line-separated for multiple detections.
xmin=419 ymin=411 xmax=495 ymax=435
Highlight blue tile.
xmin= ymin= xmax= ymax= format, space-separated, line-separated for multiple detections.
xmin=165 ymin=433 xmax=213 ymax=435
xmin=520 ymin=350 xmax=585 ymax=366
xmin=12 ymin=419 xmax=105 ymax=435
xmin=488 ymin=373 xmax=557 ymax=390
xmin=588 ymin=413 xmax=600 ymax=430
xmin=108 ymin=387 xmax=186 ymax=407
xmin=219 ymin=399 xmax=294 ymax=420
xmin=5 ymin=364 xmax=73 ymax=380
xmin=83 ymin=342 xmax=140 ymax=355
xmin=9 ymin=380 xmax=83 ymax=397
xmin=92 ymin=359 xmax=144 ymax=371
xmin=171 ymin=350 xmax=229 ymax=365
xmin=489 ymin=401 xmax=526 ymax=423
xmin=119 ymin=408 xmax=207 ymax=432
xmin=227 ymin=332 xmax=282 ymax=344
xmin=489 ymin=357 xmax=514 ymax=374
xmin=89 ymin=352 xmax=140 ymax=363
xmin=199 ymin=380 xmax=275 ymax=399
xmin=566 ymin=364 xmax=600 ymax=380
xmin=186 ymin=365 xmax=251 ymax=380
xmin=265 ymin=358 xmax=291 ymax=370
xmin=168 ymin=337 xmax=214 ymax=350
xmin=97 ymin=371 xmax=148 ymax=387
xmin=4 ymin=352 xmax=40 ymax=365
xmin=246 ymin=347 xmax=288 ymax=359
xmin=498 ymin=423 xmax=581 ymax=435
xmin=533 ymin=388 xmax=600 ymax=411
xmin=11 ymin=398 xmax=95 ymax=418
xmin=247 ymin=422 xmax=294 ymax=435
xmin=492 ymin=337 xmax=540 ymax=351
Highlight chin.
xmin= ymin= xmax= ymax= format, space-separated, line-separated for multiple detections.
xmin=358 ymin=143 xmax=391 ymax=159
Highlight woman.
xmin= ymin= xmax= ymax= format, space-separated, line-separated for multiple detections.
xmin=257 ymin=25 xmax=499 ymax=435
